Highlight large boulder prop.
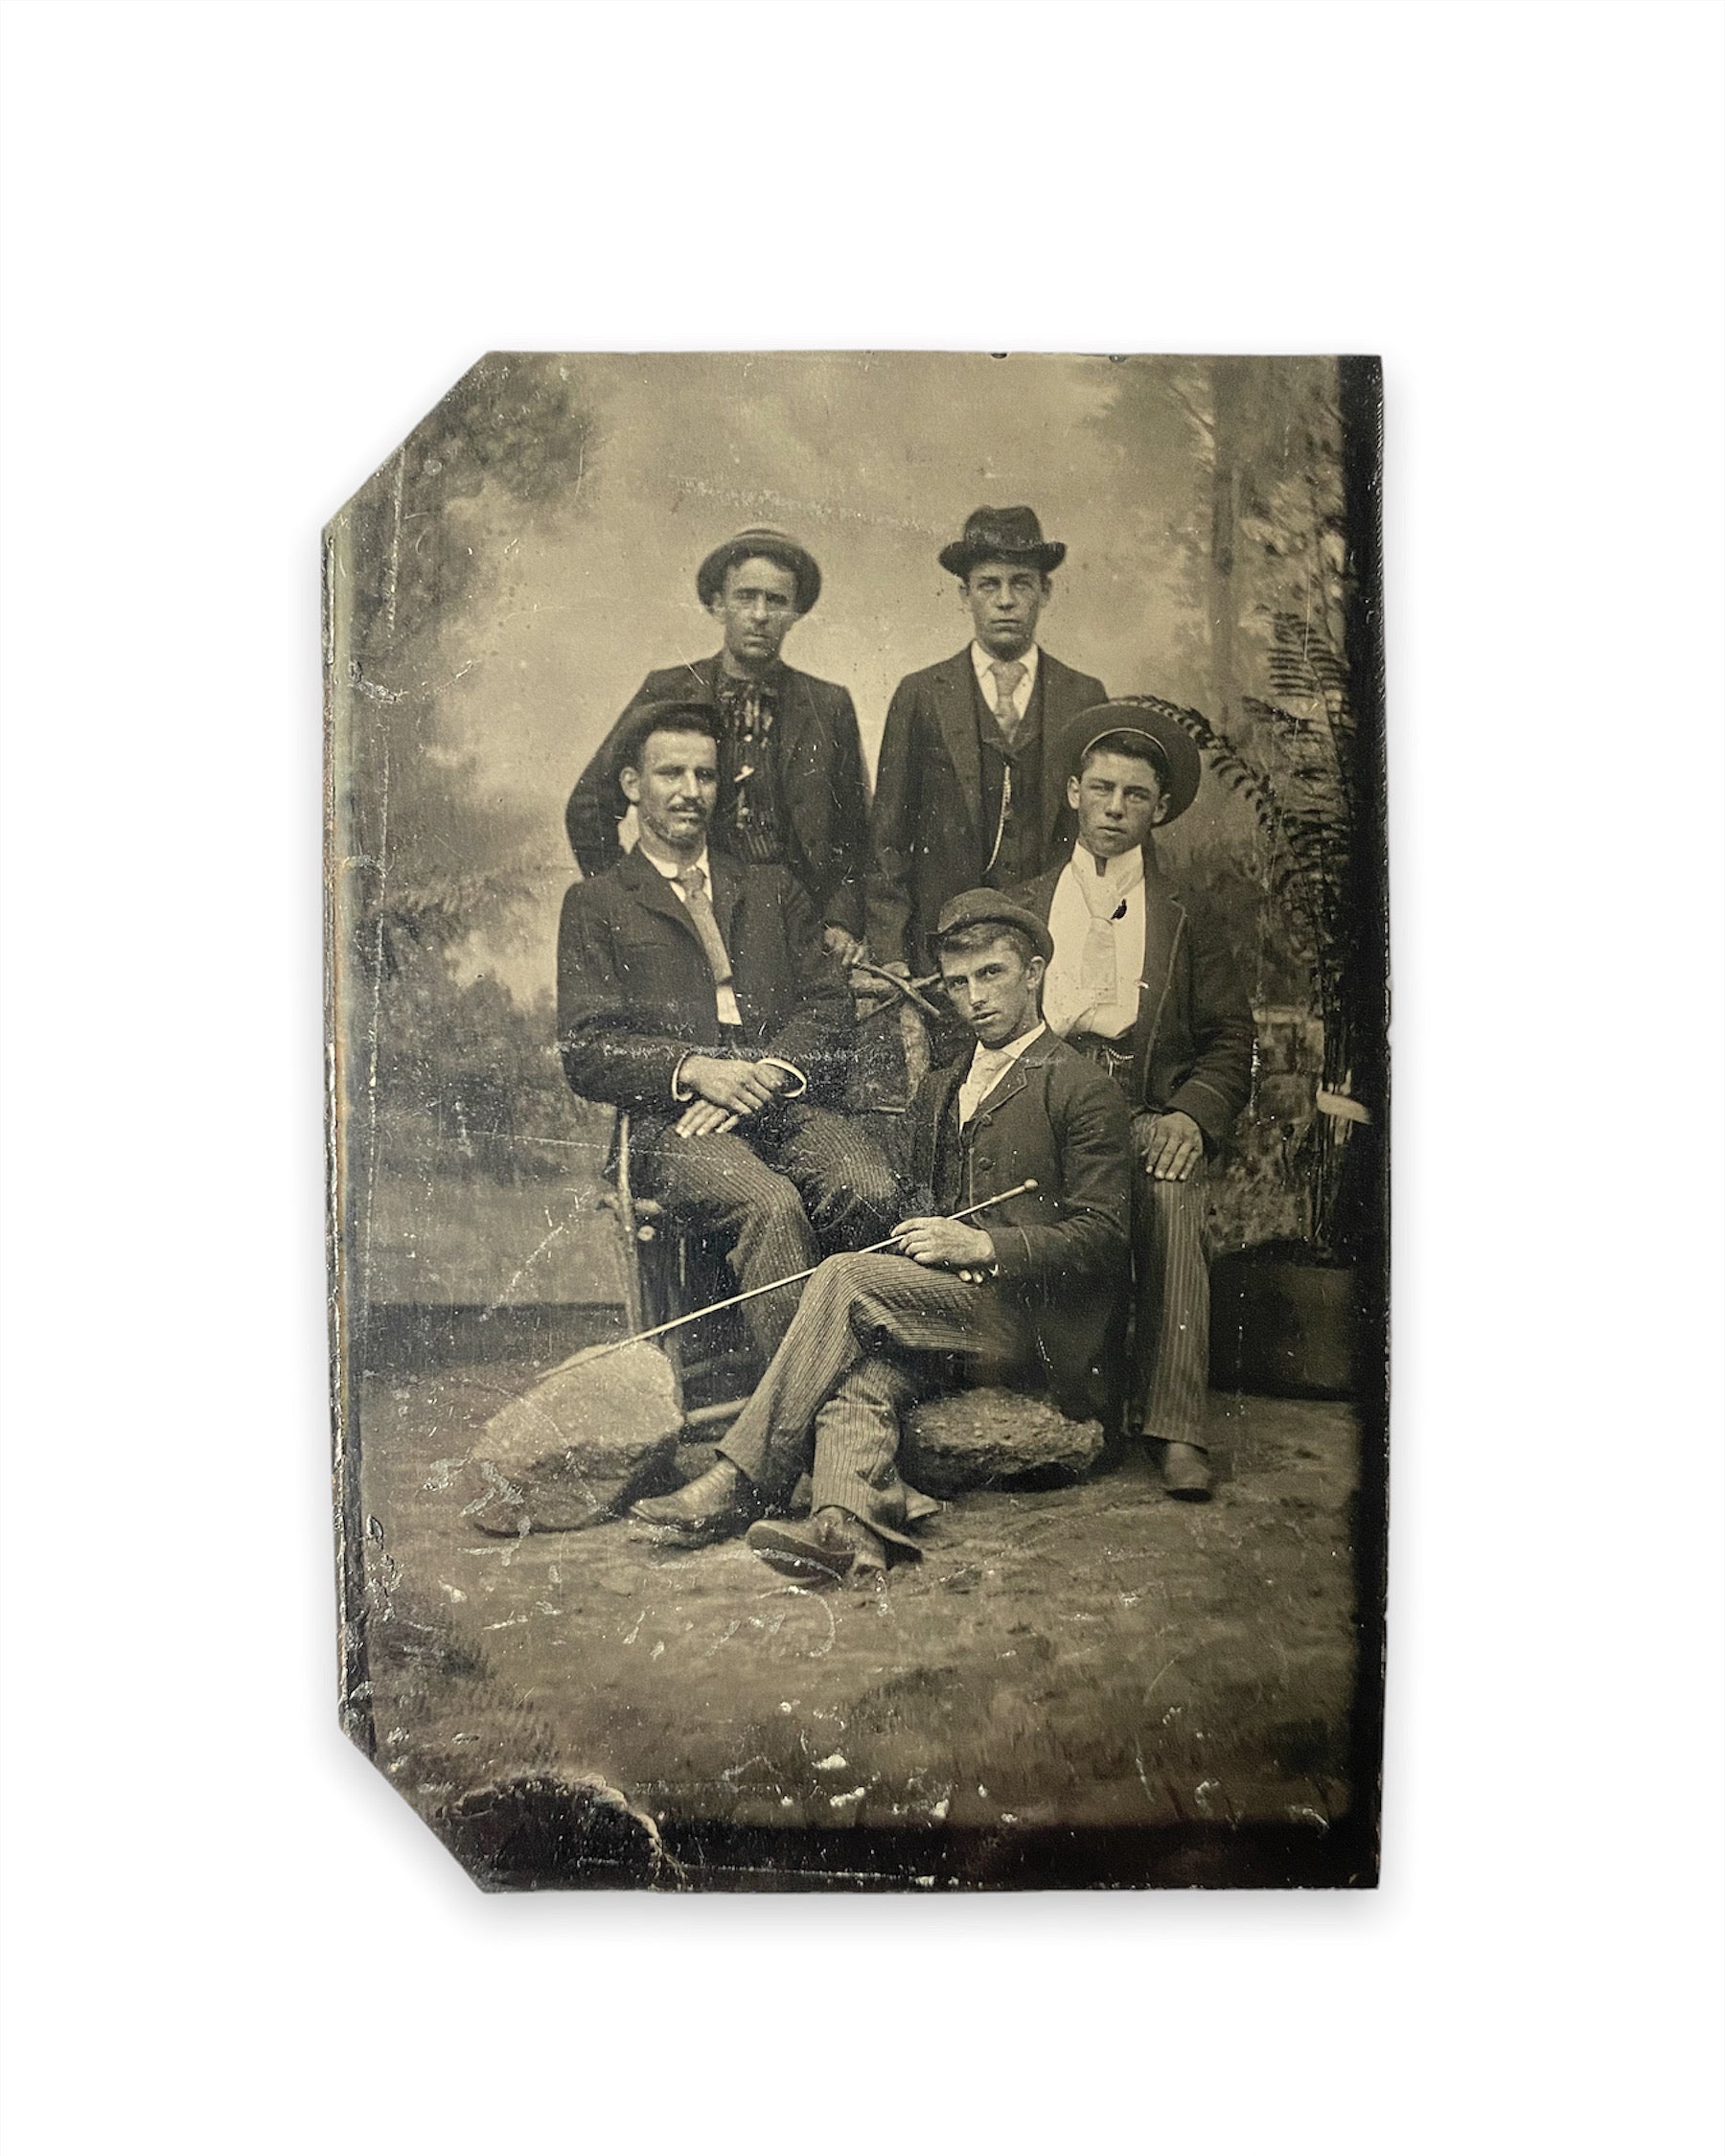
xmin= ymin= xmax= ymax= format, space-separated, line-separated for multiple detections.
xmin=901 ymin=1387 xmax=1103 ymax=1497
xmin=463 ymin=1342 xmax=683 ymax=1534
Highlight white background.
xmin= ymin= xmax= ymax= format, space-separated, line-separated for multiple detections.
xmin=2 ymin=3 xmax=1720 ymax=2150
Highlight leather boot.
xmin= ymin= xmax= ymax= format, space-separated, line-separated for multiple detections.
xmin=746 ymin=1506 xmax=888 ymax=1584
xmin=1159 ymin=1440 xmax=1212 ymax=1501
xmin=630 ymin=1457 xmax=760 ymax=1545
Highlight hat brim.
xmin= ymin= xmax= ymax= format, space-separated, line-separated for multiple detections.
xmin=938 ymin=539 xmax=1067 ymax=580
xmin=696 ymin=537 xmax=820 ymax=615
xmin=1056 ymin=699 xmax=1205 ymax=826
xmin=932 ymin=890 xmax=1055 ymax=965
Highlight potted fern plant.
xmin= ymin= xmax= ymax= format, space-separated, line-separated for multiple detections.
xmin=1179 ymin=608 xmax=1384 ymax=1399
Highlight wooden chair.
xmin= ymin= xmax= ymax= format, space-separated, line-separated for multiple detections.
xmin=594 ymin=1111 xmax=757 ymax=1434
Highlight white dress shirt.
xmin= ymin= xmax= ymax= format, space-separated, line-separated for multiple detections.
xmin=957 ymin=1021 xmax=1046 ymax=1126
xmin=970 ymin=640 xmax=1041 ymax=727
xmin=1043 ymin=846 xmax=1147 ymax=1041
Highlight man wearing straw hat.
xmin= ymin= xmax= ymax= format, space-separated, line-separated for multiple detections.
xmin=564 ymin=527 xmax=872 ymax=967
xmin=631 ymin=891 xmax=1132 ymax=1583
xmin=1016 ymin=700 xmax=1255 ymax=1498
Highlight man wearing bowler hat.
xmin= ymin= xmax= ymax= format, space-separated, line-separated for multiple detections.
xmin=1015 ymin=700 xmax=1255 ymax=1498
xmin=565 ymin=527 xmax=872 ymax=967
xmin=632 ymin=889 xmax=1132 ymax=1584
xmin=867 ymin=507 xmax=1108 ymax=983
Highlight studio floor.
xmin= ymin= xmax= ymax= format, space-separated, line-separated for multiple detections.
xmin=355 ymin=1350 xmax=1369 ymax=1887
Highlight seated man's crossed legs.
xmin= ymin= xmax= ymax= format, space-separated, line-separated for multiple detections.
xmin=632 ymin=1249 xmax=1021 ymax=1581
xmin=633 ymin=1104 xmax=900 ymax=1363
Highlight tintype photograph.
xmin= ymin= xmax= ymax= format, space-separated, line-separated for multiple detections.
xmin=324 ymin=351 xmax=1389 ymax=1891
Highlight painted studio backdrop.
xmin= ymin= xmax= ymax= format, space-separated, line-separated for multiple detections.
xmin=324 ymin=353 xmax=1388 ymax=1891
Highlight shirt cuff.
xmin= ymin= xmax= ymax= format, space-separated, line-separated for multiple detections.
xmin=671 ymin=1053 xmax=696 ymax=1104
xmin=757 ymin=1056 xmax=807 ymax=1099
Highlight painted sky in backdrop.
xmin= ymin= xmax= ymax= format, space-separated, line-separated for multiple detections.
xmin=399 ymin=353 xmax=1236 ymax=999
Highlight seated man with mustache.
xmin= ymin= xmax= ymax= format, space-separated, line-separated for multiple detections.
xmin=557 ymin=701 xmax=899 ymax=1369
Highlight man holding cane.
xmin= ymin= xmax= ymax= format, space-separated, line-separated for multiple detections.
xmin=632 ymin=891 xmax=1133 ymax=1583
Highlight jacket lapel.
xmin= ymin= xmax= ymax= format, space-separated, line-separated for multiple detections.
xmin=705 ymin=847 xmax=741 ymax=949
xmin=1133 ymin=857 xmax=1187 ymax=1083
xmin=618 ymin=846 xmax=703 ymax=949
xmin=1037 ymin=653 xmax=1085 ymax=846
xmin=932 ymin=651 xmax=983 ymax=841
xmin=969 ymin=1034 xmax=1046 ymax=1126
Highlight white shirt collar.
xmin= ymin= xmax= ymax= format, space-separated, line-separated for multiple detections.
xmin=958 ymin=1019 xmax=1046 ymax=1122
xmin=1067 ymin=841 xmax=1145 ymax=897
xmin=970 ymin=641 xmax=1040 ymax=703
xmin=638 ymin=840 xmax=710 ymax=884
xmin=968 ymin=1019 xmax=1046 ymax=1073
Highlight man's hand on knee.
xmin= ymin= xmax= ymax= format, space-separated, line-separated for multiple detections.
xmin=673 ymin=1099 xmax=741 ymax=1139
xmin=892 ymin=1215 xmax=996 ymax=1276
xmin=1137 ymin=1110 xmax=1205 ymax=1182
xmin=679 ymin=1054 xmax=787 ymax=1121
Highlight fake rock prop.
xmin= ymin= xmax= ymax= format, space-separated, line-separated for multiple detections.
xmin=901 ymin=1387 xmax=1104 ymax=1496
xmin=465 ymin=1342 xmax=683 ymax=1534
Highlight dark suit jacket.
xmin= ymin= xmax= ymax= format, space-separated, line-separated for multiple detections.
xmin=1014 ymin=850 xmax=1255 ymax=1149
xmin=866 ymin=646 xmax=1109 ymax=971
xmin=904 ymin=1029 xmax=1131 ymax=1418
xmin=564 ymin=655 xmax=870 ymax=937
xmin=556 ymin=848 xmax=856 ymax=1118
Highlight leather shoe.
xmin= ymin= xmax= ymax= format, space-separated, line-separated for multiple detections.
xmin=746 ymin=1507 xmax=887 ymax=1585
xmin=630 ymin=1458 xmax=760 ymax=1545
xmin=1159 ymin=1440 xmax=1212 ymax=1501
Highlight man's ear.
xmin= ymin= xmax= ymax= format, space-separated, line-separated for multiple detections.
xmin=618 ymin=765 xmax=642 ymax=806
xmin=1066 ymin=773 xmax=1083 ymax=812
xmin=1026 ymin=953 xmax=1047 ymax=992
xmin=1150 ymin=791 xmax=1171 ymax=827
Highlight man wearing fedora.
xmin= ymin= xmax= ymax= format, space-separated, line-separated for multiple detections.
xmin=565 ymin=528 xmax=872 ymax=967
xmin=631 ymin=890 xmax=1132 ymax=1584
xmin=1015 ymin=701 xmax=1255 ymax=1498
xmin=867 ymin=506 xmax=1108 ymax=984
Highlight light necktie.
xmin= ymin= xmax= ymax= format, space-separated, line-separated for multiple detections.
xmin=674 ymin=863 xmax=735 ymax=993
xmin=989 ymin=659 xmax=1028 ymax=749
xmin=960 ymin=1046 xmax=1009 ymax=1124
xmin=1078 ymin=848 xmax=1142 ymax=1008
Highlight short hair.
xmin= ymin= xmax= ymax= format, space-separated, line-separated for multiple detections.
xmin=716 ymin=545 xmax=805 ymax=599
xmin=933 ymin=922 xmax=1041 ymax=971
xmin=610 ymin=701 xmax=722 ymax=787
xmin=1076 ymin=727 xmax=1171 ymax=792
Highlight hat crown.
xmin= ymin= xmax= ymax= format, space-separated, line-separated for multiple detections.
xmin=962 ymin=505 xmax=1046 ymax=556
xmin=696 ymin=527 xmax=821 ymax=613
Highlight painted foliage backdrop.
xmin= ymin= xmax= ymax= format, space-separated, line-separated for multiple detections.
xmin=326 ymin=353 xmax=1364 ymax=1310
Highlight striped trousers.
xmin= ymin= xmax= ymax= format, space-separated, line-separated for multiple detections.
xmin=633 ymin=1104 xmax=901 ymax=1363
xmin=1130 ymin=1168 xmax=1210 ymax=1449
xmin=719 ymin=1250 xmax=1023 ymax=1548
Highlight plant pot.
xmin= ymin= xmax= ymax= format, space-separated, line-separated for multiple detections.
xmin=1208 ymin=1240 xmax=1365 ymax=1400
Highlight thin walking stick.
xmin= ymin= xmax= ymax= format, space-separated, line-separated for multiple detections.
xmin=567 ymin=1180 xmax=1040 ymax=1371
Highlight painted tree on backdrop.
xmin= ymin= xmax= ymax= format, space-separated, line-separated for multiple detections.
xmin=1092 ymin=356 xmax=1381 ymax=1263
xmin=328 ymin=355 xmax=601 ymax=1196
